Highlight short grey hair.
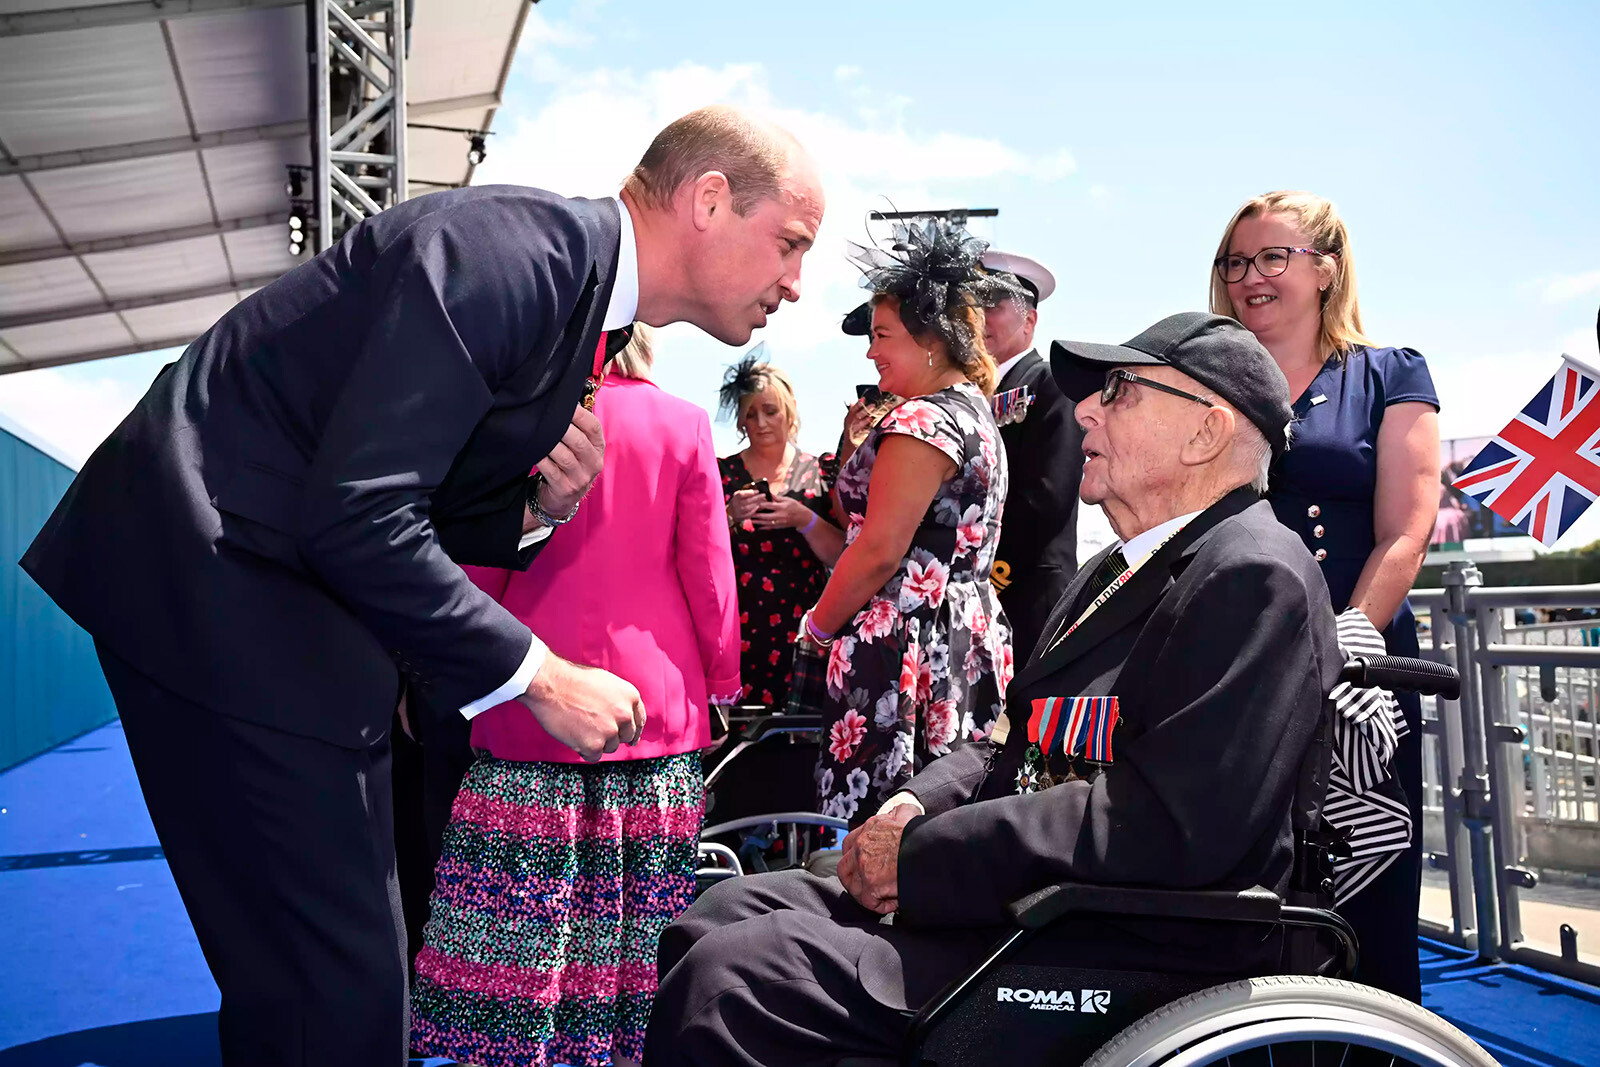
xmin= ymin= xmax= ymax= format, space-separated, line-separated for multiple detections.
xmin=611 ymin=323 xmax=654 ymax=380
xmin=1233 ymin=417 xmax=1286 ymax=493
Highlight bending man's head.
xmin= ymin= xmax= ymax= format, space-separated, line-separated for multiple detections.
xmin=1049 ymin=313 xmax=1293 ymax=541
xmin=624 ymin=106 xmax=825 ymax=346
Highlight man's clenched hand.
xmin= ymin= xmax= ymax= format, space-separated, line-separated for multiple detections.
xmin=517 ymin=653 xmax=645 ymax=761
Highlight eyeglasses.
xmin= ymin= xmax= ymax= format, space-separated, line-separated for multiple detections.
xmin=1213 ymin=246 xmax=1336 ymax=284
xmin=1100 ymin=368 xmax=1214 ymax=408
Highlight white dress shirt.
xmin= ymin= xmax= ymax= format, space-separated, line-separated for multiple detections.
xmin=1117 ymin=509 xmax=1202 ymax=569
xmin=461 ymin=196 xmax=640 ymax=718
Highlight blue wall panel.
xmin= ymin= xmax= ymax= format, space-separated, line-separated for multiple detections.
xmin=1 ymin=425 xmax=114 ymax=770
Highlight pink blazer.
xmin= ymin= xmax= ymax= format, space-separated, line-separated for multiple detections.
xmin=466 ymin=376 xmax=741 ymax=763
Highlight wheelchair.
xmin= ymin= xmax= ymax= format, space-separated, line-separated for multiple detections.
xmin=697 ymin=707 xmax=847 ymax=890
xmin=701 ymin=656 xmax=1498 ymax=1067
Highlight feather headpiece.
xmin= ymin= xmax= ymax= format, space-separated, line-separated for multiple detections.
xmin=717 ymin=343 xmax=771 ymax=422
xmin=850 ymin=217 xmax=1029 ymax=368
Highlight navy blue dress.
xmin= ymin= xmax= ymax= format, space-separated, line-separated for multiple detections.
xmin=1268 ymin=344 xmax=1438 ymax=1003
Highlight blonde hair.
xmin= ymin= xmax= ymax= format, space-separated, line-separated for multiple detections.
xmin=611 ymin=323 xmax=654 ymax=380
xmin=1210 ymin=191 xmax=1373 ymax=361
xmin=623 ymin=106 xmax=795 ymax=217
xmin=872 ymin=294 xmax=999 ymax=396
xmin=736 ymin=363 xmax=801 ymax=440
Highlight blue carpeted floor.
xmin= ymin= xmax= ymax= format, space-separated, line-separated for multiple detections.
xmin=3 ymin=721 xmax=1598 ymax=1066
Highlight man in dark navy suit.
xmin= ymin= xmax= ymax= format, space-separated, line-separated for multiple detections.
xmin=22 ymin=105 xmax=824 ymax=1065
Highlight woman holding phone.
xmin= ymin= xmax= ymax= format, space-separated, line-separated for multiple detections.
xmin=718 ymin=349 xmax=846 ymax=708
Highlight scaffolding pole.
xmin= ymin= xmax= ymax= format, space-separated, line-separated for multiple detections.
xmin=306 ymin=0 xmax=406 ymax=254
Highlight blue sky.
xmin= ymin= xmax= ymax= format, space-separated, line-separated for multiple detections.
xmin=3 ymin=0 xmax=1597 ymax=547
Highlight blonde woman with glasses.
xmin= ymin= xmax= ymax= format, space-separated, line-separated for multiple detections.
xmin=1212 ymin=191 xmax=1440 ymax=1004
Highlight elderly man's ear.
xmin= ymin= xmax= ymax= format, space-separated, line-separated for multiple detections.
xmin=1179 ymin=405 xmax=1237 ymax=468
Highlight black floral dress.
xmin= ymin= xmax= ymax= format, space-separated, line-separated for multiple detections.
xmin=816 ymin=383 xmax=1013 ymax=825
xmin=719 ymin=452 xmax=833 ymax=708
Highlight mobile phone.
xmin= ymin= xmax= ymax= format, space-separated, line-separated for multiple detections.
xmin=751 ymin=479 xmax=774 ymax=500
xmin=856 ymin=383 xmax=884 ymax=406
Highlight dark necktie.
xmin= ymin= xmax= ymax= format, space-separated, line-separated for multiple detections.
xmin=1046 ymin=546 xmax=1132 ymax=651
xmin=1084 ymin=546 xmax=1130 ymax=602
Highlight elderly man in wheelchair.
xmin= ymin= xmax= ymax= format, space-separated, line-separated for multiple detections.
xmin=644 ymin=315 xmax=1491 ymax=1067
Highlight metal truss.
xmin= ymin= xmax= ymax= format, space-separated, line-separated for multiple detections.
xmin=307 ymin=0 xmax=407 ymax=254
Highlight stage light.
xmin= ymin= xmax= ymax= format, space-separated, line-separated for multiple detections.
xmin=285 ymin=168 xmax=305 ymax=199
xmin=288 ymin=207 xmax=308 ymax=256
xmin=467 ymin=134 xmax=487 ymax=166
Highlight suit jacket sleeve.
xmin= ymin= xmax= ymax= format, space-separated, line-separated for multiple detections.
xmin=295 ymin=199 xmax=592 ymax=713
xmin=902 ymin=742 xmax=994 ymax=815
xmin=675 ymin=412 xmax=743 ymax=700
xmin=896 ymin=552 xmax=1329 ymax=927
xmin=433 ymin=476 xmax=548 ymax=571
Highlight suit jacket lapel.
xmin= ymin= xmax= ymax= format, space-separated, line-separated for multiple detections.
xmin=1025 ymin=542 xmax=1113 ymax=664
xmin=571 ymin=195 xmax=623 ymax=375
xmin=535 ymin=196 xmax=624 ymax=402
xmin=997 ymin=349 xmax=1040 ymax=392
xmin=1011 ymin=487 xmax=1262 ymax=691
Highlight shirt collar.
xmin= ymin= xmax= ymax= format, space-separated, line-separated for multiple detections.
xmin=602 ymin=196 xmax=639 ymax=331
xmin=1117 ymin=510 xmax=1201 ymax=568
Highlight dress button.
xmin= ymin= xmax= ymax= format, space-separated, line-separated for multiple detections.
xmin=1314 ymin=548 xmax=1328 ymax=562
xmin=1313 ymin=525 xmax=1325 ymax=538
xmin=1307 ymin=504 xmax=1321 ymax=518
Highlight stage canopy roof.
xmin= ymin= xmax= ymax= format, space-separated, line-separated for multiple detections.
xmin=0 ymin=0 xmax=530 ymax=375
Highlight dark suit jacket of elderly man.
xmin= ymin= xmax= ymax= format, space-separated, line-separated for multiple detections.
xmin=21 ymin=186 xmax=626 ymax=1065
xmin=645 ymin=487 xmax=1343 ymax=1067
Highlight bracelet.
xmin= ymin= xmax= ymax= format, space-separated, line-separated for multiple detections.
xmin=800 ymin=511 xmax=819 ymax=535
xmin=802 ymin=610 xmax=835 ymax=646
xmin=527 ymin=474 xmax=580 ymax=527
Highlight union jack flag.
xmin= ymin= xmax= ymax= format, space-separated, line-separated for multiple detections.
xmin=1453 ymin=356 xmax=1600 ymax=546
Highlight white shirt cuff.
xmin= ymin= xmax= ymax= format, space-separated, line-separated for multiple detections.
xmin=517 ymin=524 xmax=555 ymax=552
xmin=460 ymin=632 xmax=547 ymax=719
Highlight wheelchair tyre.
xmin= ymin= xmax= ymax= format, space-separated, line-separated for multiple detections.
xmin=1079 ymin=976 xmax=1495 ymax=1067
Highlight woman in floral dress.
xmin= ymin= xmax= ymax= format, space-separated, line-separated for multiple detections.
xmin=799 ymin=220 xmax=1027 ymax=825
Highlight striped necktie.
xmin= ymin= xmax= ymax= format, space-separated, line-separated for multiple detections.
xmin=1084 ymin=546 xmax=1130 ymax=601
xmin=1045 ymin=547 xmax=1132 ymax=651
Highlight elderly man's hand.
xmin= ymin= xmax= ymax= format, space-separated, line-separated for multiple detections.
xmin=836 ymin=802 xmax=920 ymax=914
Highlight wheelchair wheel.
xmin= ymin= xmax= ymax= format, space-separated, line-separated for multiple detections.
xmin=1079 ymin=976 xmax=1494 ymax=1067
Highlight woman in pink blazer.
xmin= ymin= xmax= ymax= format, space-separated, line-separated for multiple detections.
xmin=411 ymin=327 xmax=740 ymax=1067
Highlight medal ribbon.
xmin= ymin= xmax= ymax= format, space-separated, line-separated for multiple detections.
xmin=1029 ymin=696 xmax=1118 ymax=762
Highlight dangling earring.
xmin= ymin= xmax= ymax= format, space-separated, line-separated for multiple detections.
xmin=926 ymin=349 xmax=934 ymax=368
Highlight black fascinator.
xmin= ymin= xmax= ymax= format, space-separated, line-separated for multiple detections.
xmin=717 ymin=343 xmax=770 ymax=422
xmin=850 ymin=217 xmax=1030 ymax=368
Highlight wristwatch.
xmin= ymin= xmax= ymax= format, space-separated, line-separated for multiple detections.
xmin=526 ymin=473 xmax=580 ymax=527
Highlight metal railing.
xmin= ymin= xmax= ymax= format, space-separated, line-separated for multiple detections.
xmin=1411 ymin=565 xmax=1600 ymax=984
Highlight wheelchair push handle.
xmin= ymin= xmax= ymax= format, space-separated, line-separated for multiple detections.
xmin=1339 ymin=654 xmax=1459 ymax=699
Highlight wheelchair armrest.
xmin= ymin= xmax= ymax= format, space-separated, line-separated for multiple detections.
xmin=745 ymin=714 xmax=821 ymax=741
xmin=1008 ymin=882 xmax=1282 ymax=930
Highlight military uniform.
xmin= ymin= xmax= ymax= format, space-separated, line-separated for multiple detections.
xmin=982 ymin=250 xmax=1083 ymax=658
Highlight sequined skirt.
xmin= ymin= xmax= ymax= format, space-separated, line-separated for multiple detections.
xmin=410 ymin=751 xmax=703 ymax=1067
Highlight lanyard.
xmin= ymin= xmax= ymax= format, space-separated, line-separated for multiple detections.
xmin=583 ymin=332 xmax=610 ymax=411
xmin=1044 ymin=526 xmax=1183 ymax=653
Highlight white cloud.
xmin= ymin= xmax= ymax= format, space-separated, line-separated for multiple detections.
xmin=1540 ymin=271 xmax=1600 ymax=304
xmin=0 ymin=367 xmax=148 ymax=467
xmin=474 ymin=56 xmax=1084 ymax=463
xmin=834 ymin=64 xmax=862 ymax=82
